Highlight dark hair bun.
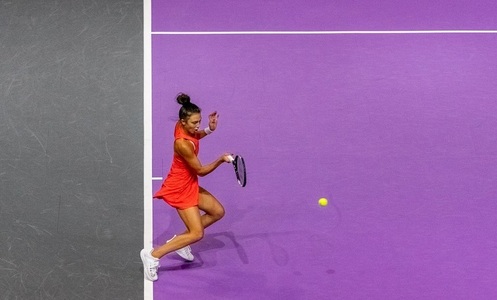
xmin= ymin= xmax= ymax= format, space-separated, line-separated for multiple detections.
xmin=176 ymin=93 xmax=191 ymax=105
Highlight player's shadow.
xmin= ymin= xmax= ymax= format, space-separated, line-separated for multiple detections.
xmin=199 ymin=231 xmax=249 ymax=264
xmin=232 ymin=231 xmax=294 ymax=267
xmin=159 ymin=230 xmax=298 ymax=274
xmin=159 ymin=231 xmax=248 ymax=271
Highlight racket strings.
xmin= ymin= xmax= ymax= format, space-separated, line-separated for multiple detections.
xmin=235 ymin=156 xmax=246 ymax=187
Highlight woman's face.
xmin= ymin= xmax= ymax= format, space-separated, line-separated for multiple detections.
xmin=181 ymin=113 xmax=201 ymax=135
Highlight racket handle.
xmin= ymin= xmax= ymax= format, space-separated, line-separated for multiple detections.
xmin=227 ymin=154 xmax=235 ymax=163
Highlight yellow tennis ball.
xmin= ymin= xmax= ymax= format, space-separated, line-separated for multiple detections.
xmin=318 ymin=198 xmax=328 ymax=206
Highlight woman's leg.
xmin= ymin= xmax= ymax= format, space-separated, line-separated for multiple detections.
xmin=152 ymin=187 xmax=224 ymax=259
xmin=151 ymin=206 xmax=204 ymax=259
xmin=197 ymin=186 xmax=225 ymax=228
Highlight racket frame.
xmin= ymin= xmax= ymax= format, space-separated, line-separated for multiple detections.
xmin=232 ymin=155 xmax=247 ymax=187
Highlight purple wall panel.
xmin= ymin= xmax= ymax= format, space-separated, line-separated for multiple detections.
xmin=152 ymin=0 xmax=497 ymax=32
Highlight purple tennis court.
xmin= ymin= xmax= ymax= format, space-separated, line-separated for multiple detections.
xmin=148 ymin=1 xmax=497 ymax=299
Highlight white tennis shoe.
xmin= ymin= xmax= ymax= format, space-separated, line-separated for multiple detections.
xmin=167 ymin=235 xmax=195 ymax=262
xmin=140 ymin=249 xmax=160 ymax=281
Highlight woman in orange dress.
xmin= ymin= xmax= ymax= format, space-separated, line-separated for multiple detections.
xmin=140 ymin=93 xmax=232 ymax=281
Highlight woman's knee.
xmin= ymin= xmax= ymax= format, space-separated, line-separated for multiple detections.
xmin=214 ymin=206 xmax=225 ymax=220
xmin=206 ymin=204 xmax=225 ymax=221
xmin=189 ymin=229 xmax=204 ymax=242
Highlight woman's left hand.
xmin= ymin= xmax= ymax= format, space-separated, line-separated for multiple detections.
xmin=207 ymin=111 xmax=218 ymax=131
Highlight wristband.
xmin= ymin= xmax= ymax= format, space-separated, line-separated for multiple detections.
xmin=204 ymin=127 xmax=213 ymax=135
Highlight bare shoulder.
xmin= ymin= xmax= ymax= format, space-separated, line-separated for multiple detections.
xmin=174 ymin=138 xmax=194 ymax=155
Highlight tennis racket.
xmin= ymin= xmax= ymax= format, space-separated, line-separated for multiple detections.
xmin=228 ymin=154 xmax=247 ymax=187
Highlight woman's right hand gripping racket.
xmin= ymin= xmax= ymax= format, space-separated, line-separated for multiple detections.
xmin=228 ymin=154 xmax=247 ymax=187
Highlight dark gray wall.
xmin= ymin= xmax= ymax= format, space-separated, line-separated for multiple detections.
xmin=0 ymin=1 xmax=143 ymax=299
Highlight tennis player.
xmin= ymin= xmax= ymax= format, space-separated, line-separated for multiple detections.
xmin=140 ymin=93 xmax=232 ymax=281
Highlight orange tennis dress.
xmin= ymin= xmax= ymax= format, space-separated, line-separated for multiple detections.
xmin=153 ymin=122 xmax=200 ymax=209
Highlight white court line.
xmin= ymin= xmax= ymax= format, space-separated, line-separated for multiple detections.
xmin=152 ymin=177 xmax=163 ymax=181
xmin=143 ymin=0 xmax=153 ymax=299
xmin=153 ymin=30 xmax=497 ymax=35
